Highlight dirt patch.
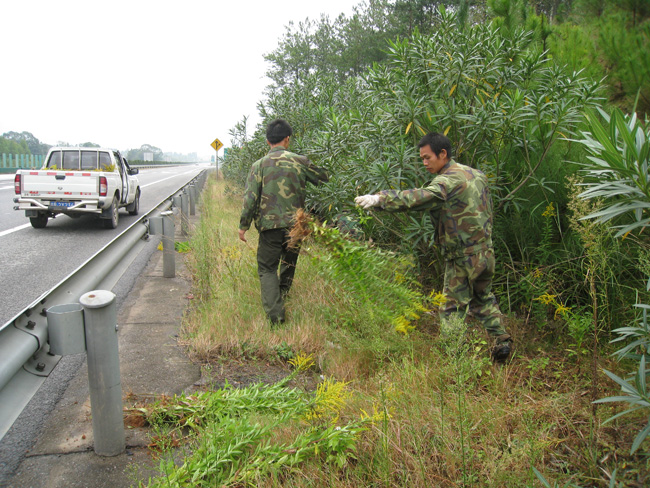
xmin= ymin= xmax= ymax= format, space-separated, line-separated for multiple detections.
xmin=124 ymin=412 xmax=147 ymax=429
xmin=192 ymin=358 xmax=320 ymax=392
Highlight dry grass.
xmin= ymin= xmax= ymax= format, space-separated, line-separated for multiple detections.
xmin=176 ymin=176 xmax=650 ymax=487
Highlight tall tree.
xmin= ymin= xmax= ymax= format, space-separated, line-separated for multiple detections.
xmin=392 ymin=0 xmax=442 ymax=34
xmin=487 ymin=0 xmax=529 ymax=32
xmin=572 ymin=0 xmax=607 ymax=18
xmin=264 ymin=1 xmax=398 ymax=88
xmin=0 ymin=137 xmax=29 ymax=154
xmin=617 ymin=0 xmax=650 ymax=26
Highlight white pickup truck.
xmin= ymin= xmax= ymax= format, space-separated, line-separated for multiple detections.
xmin=13 ymin=147 xmax=141 ymax=229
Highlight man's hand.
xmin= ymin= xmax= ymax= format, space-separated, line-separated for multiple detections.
xmin=355 ymin=194 xmax=382 ymax=209
xmin=238 ymin=229 xmax=247 ymax=242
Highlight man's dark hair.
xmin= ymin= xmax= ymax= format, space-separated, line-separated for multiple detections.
xmin=418 ymin=132 xmax=453 ymax=158
xmin=266 ymin=119 xmax=293 ymax=144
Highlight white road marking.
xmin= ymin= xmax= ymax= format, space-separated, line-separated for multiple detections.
xmin=0 ymin=224 xmax=31 ymax=237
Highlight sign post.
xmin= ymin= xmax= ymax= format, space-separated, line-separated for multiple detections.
xmin=211 ymin=138 xmax=223 ymax=179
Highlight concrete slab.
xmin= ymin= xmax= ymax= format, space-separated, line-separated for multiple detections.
xmin=9 ymin=449 xmax=159 ymax=488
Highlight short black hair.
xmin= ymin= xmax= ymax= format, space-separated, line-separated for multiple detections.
xmin=418 ymin=132 xmax=453 ymax=158
xmin=266 ymin=119 xmax=293 ymax=144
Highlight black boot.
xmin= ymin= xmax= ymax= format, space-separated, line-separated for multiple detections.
xmin=491 ymin=337 xmax=513 ymax=363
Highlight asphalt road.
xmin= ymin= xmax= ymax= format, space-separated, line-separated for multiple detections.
xmin=0 ymin=164 xmax=209 ymax=329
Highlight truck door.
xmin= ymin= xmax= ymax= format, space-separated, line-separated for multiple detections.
xmin=121 ymin=157 xmax=134 ymax=203
xmin=114 ymin=152 xmax=129 ymax=204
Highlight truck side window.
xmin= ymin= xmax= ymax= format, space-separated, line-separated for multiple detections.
xmin=62 ymin=151 xmax=80 ymax=170
xmin=81 ymin=151 xmax=98 ymax=170
xmin=47 ymin=151 xmax=62 ymax=169
xmin=99 ymin=152 xmax=112 ymax=170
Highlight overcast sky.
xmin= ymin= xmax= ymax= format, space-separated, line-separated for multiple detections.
xmin=1 ymin=0 xmax=358 ymax=160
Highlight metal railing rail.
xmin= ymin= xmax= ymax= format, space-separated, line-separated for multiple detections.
xmin=0 ymin=169 xmax=209 ymax=440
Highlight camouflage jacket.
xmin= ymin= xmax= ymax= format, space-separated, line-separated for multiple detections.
xmin=379 ymin=160 xmax=494 ymax=260
xmin=239 ymin=147 xmax=329 ymax=232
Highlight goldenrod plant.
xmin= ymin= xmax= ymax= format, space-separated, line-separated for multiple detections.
xmin=134 ymin=355 xmax=373 ymax=487
xmin=289 ymin=209 xmax=430 ymax=360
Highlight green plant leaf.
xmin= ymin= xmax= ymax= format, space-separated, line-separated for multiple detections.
xmin=631 ymin=421 xmax=650 ymax=454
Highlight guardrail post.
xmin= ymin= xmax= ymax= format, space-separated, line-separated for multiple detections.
xmin=148 ymin=212 xmax=176 ymax=278
xmin=162 ymin=211 xmax=176 ymax=278
xmin=180 ymin=190 xmax=189 ymax=237
xmin=79 ymin=290 xmax=125 ymax=457
xmin=189 ymin=184 xmax=196 ymax=216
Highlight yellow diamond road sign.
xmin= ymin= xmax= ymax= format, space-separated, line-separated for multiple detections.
xmin=211 ymin=138 xmax=223 ymax=152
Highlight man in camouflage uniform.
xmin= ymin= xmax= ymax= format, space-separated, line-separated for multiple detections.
xmin=239 ymin=119 xmax=329 ymax=324
xmin=355 ymin=132 xmax=512 ymax=362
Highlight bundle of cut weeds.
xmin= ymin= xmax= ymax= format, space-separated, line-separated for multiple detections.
xmin=287 ymin=208 xmax=314 ymax=249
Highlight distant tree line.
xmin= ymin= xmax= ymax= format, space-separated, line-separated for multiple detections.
xmin=0 ymin=131 xmax=51 ymax=155
xmin=126 ymin=144 xmax=164 ymax=162
xmin=1 ymin=132 xmax=173 ymax=162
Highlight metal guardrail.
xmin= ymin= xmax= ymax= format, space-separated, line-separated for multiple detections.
xmin=0 ymin=169 xmax=210 ymax=441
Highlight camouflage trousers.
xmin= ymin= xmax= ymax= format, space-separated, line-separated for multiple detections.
xmin=441 ymin=249 xmax=508 ymax=339
xmin=257 ymin=228 xmax=300 ymax=323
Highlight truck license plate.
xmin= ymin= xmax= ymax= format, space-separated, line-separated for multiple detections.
xmin=50 ymin=201 xmax=74 ymax=207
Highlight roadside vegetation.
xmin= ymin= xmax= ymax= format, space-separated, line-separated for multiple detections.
xmin=131 ymin=175 xmax=647 ymax=487
xmin=133 ymin=2 xmax=650 ymax=486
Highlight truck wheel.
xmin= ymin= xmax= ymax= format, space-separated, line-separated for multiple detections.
xmin=103 ymin=196 xmax=120 ymax=229
xmin=30 ymin=214 xmax=48 ymax=229
xmin=127 ymin=189 xmax=140 ymax=216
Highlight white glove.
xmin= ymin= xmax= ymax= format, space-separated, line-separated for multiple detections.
xmin=355 ymin=194 xmax=382 ymax=209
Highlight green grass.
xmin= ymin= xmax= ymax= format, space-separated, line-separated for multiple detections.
xmin=134 ymin=176 xmax=650 ymax=487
